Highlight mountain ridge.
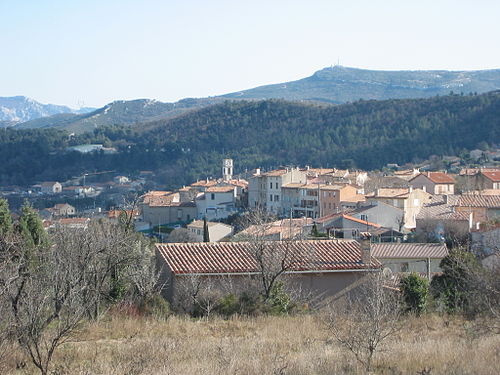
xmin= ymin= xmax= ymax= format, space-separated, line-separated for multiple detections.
xmin=0 ymin=96 xmax=95 ymax=124
xmin=6 ymin=66 xmax=500 ymax=132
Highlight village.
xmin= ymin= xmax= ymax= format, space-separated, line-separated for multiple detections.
xmin=1 ymin=153 xmax=498 ymax=302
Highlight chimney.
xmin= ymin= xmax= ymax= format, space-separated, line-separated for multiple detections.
xmin=255 ymin=168 xmax=261 ymax=175
xmin=422 ymin=185 xmax=426 ymax=193
xmin=360 ymin=239 xmax=371 ymax=266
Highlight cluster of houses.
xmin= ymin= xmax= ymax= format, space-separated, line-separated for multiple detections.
xmin=135 ymin=161 xmax=500 ymax=302
xmin=4 ymin=158 xmax=497 ymax=304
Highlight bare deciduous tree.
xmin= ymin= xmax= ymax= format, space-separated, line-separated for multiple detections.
xmin=0 ymin=219 xmax=164 ymax=374
xmin=326 ymin=273 xmax=402 ymax=372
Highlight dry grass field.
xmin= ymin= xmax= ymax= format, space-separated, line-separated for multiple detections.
xmin=1 ymin=312 xmax=499 ymax=375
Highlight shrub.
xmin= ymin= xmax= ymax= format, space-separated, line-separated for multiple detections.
xmin=400 ymin=273 xmax=429 ymax=315
xmin=139 ymin=295 xmax=171 ymax=319
xmin=268 ymin=281 xmax=293 ymax=315
xmin=216 ymin=294 xmax=240 ymax=317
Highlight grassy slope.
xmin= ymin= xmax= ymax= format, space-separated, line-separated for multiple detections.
xmin=2 ymin=314 xmax=498 ymax=374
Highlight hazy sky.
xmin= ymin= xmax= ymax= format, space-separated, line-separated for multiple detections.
xmin=1 ymin=0 xmax=499 ymax=108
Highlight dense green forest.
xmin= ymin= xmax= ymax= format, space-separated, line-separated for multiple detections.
xmin=0 ymin=92 xmax=499 ymax=188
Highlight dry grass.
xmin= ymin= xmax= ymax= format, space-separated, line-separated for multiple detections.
xmin=1 ymin=313 xmax=499 ymax=374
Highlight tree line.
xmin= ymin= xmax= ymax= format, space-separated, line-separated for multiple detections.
xmin=0 ymin=92 xmax=499 ymax=187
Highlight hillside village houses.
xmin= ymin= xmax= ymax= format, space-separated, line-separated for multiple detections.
xmin=186 ymin=220 xmax=233 ymax=242
xmin=365 ymin=187 xmax=432 ymax=230
xmin=40 ymin=181 xmax=62 ymax=194
xmin=409 ymin=171 xmax=456 ymax=195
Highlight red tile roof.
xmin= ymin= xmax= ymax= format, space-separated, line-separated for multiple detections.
xmin=342 ymin=214 xmax=381 ymax=228
xmin=156 ymin=240 xmax=380 ymax=275
xmin=417 ymin=172 xmax=455 ymax=184
xmin=372 ymin=243 xmax=448 ymax=259
xmin=481 ymin=170 xmax=500 ymax=182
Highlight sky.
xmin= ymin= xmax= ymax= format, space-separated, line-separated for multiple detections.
xmin=1 ymin=0 xmax=499 ymax=108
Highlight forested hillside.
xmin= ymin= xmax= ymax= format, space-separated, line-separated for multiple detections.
xmin=0 ymin=92 xmax=499 ymax=187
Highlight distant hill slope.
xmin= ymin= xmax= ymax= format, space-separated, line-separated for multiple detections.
xmin=221 ymin=66 xmax=500 ymax=103
xmin=11 ymin=66 xmax=500 ymax=133
xmin=14 ymin=97 xmax=226 ymax=133
xmin=0 ymin=96 xmax=94 ymax=123
xmin=2 ymin=91 xmax=498 ymax=187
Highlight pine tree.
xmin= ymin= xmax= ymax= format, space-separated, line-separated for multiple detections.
xmin=203 ymin=217 xmax=210 ymax=242
xmin=0 ymin=198 xmax=13 ymax=236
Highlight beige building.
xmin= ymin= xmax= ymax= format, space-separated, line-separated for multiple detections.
xmin=410 ymin=172 xmax=455 ymax=195
xmin=248 ymin=168 xmax=307 ymax=214
xmin=186 ymin=220 xmax=233 ymax=242
xmin=281 ymin=183 xmax=359 ymax=218
xmin=366 ymin=188 xmax=432 ymax=230
xmin=40 ymin=181 xmax=62 ymax=194
xmin=140 ymin=191 xmax=197 ymax=226
xmin=50 ymin=203 xmax=76 ymax=217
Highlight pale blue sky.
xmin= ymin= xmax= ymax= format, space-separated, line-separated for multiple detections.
xmin=1 ymin=0 xmax=499 ymax=108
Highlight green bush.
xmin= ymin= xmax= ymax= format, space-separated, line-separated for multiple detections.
xmin=139 ymin=295 xmax=171 ymax=319
xmin=400 ymin=273 xmax=429 ymax=315
xmin=217 ymin=294 xmax=240 ymax=317
xmin=268 ymin=281 xmax=293 ymax=315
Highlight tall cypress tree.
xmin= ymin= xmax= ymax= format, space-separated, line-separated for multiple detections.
xmin=17 ymin=201 xmax=49 ymax=249
xmin=203 ymin=217 xmax=210 ymax=243
xmin=0 ymin=198 xmax=13 ymax=237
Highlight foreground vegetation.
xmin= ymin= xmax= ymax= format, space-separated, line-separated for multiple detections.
xmin=1 ymin=200 xmax=499 ymax=374
xmin=1 ymin=313 xmax=499 ymax=375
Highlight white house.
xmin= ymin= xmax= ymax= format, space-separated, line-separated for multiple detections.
xmin=196 ymin=185 xmax=237 ymax=220
xmin=186 ymin=220 xmax=233 ymax=242
xmin=40 ymin=181 xmax=62 ymax=194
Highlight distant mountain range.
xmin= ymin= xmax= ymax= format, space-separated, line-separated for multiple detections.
xmin=0 ymin=96 xmax=94 ymax=124
xmin=221 ymin=66 xmax=500 ymax=103
xmin=4 ymin=66 xmax=500 ymax=133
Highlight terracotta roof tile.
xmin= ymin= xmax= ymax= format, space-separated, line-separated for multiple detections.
xmin=413 ymin=172 xmax=455 ymax=184
xmin=481 ymin=171 xmax=500 ymax=182
xmin=372 ymin=243 xmax=449 ymax=259
xmin=205 ymin=186 xmax=235 ymax=193
xmin=156 ymin=240 xmax=380 ymax=275
xmin=456 ymin=195 xmax=500 ymax=208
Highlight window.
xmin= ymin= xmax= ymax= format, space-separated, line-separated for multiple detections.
xmin=211 ymin=193 xmax=215 ymax=200
xmin=270 ymin=194 xmax=273 ymax=202
xmin=360 ymin=214 xmax=368 ymax=221
xmin=270 ymin=182 xmax=273 ymax=189
xmin=401 ymin=263 xmax=409 ymax=272
xmin=275 ymin=195 xmax=279 ymax=202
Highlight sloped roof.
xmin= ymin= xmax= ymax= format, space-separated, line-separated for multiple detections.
xmin=412 ymin=172 xmax=455 ymax=184
xmin=237 ymin=218 xmax=313 ymax=240
xmin=156 ymin=240 xmax=380 ymax=275
xmin=372 ymin=243 xmax=448 ymax=259
xmin=417 ymin=195 xmax=467 ymax=221
xmin=187 ymin=220 xmax=232 ymax=229
xmin=366 ymin=188 xmax=410 ymax=199
xmin=206 ymin=186 xmax=235 ymax=193
xmin=456 ymin=195 xmax=500 ymax=208
xmin=481 ymin=170 xmax=500 ymax=182
xmin=262 ymin=169 xmax=289 ymax=177
xmin=341 ymin=214 xmax=381 ymax=228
